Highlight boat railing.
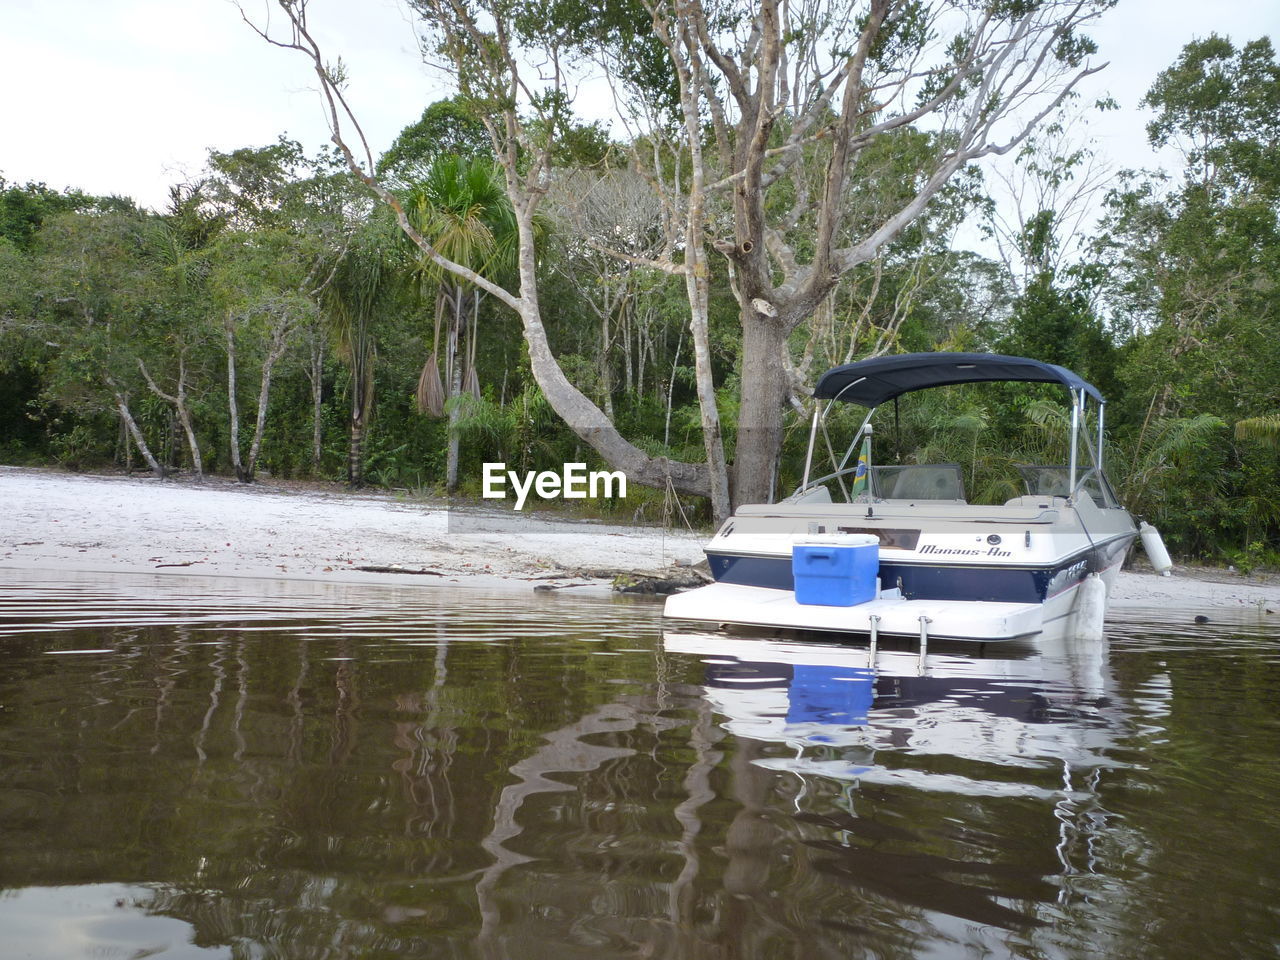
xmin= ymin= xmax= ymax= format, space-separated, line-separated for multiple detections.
xmin=791 ymin=463 xmax=862 ymax=501
xmin=797 ymin=367 xmax=1113 ymax=511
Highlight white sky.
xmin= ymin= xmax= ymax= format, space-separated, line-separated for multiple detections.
xmin=1 ymin=0 xmax=1276 ymax=214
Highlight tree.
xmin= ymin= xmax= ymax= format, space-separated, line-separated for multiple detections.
xmin=241 ymin=0 xmax=715 ymax=507
xmin=131 ymin=184 xmax=227 ymax=480
xmin=1094 ymin=36 xmax=1280 ymax=557
xmin=377 ymin=97 xmax=492 ymax=186
xmin=406 ymin=155 xmax=521 ymax=492
xmin=316 ymin=218 xmax=402 ymax=487
xmin=543 ymin=167 xmax=671 ymax=423
xmin=209 ymin=228 xmax=317 ymax=482
xmin=0 ymin=178 xmax=132 ymax=250
xmin=205 ymin=139 xmax=348 ymax=482
xmin=33 ymin=210 xmax=170 ymax=477
xmin=983 ymin=120 xmax=1118 ymax=392
xmin=1143 ymin=35 xmax=1280 ymax=194
xmin=614 ymin=0 xmax=1113 ymax=505
xmin=1099 ymin=35 xmax=1280 ymax=421
xmin=244 ymin=0 xmax=1108 ymax=517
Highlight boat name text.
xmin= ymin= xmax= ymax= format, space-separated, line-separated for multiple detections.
xmin=918 ymin=543 xmax=1012 ymax=557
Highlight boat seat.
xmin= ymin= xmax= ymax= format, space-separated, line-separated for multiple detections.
xmin=787 ymin=484 xmax=833 ymax=504
xmin=872 ymin=464 xmax=965 ymax=502
xmin=1003 ymin=495 xmax=1068 ymax=509
xmin=1016 ymin=464 xmax=1070 ymax=497
xmin=1015 ymin=463 xmax=1116 ymax=507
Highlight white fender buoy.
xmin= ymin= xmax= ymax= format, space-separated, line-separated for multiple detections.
xmin=1139 ymin=521 xmax=1174 ymax=576
xmin=1073 ymin=573 xmax=1107 ymax=643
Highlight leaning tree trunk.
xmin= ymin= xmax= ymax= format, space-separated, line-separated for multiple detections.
xmin=110 ymin=387 xmax=165 ymax=479
xmin=171 ymin=358 xmax=203 ymax=479
xmin=139 ymin=356 xmax=203 ymax=479
xmin=240 ymin=320 xmax=293 ymax=483
xmin=244 ymin=345 xmax=282 ymax=482
xmin=502 ymin=198 xmax=710 ymax=503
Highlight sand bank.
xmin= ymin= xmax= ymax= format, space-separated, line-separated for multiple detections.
xmin=2 ymin=466 xmax=1276 ymax=610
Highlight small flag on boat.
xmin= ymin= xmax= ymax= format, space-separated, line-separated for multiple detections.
xmin=852 ymin=435 xmax=870 ymax=497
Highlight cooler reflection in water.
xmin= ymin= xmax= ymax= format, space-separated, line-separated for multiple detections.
xmin=0 ymin=572 xmax=1277 ymax=960
xmin=669 ymin=631 xmax=1125 ymax=940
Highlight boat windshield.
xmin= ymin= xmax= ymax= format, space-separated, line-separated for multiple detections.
xmin=1016 ymin=465 xmax=1120 ymax=508
xmin=871 ymin=465 xmax=965 ymax=502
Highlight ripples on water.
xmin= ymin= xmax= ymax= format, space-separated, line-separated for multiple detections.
xmin=0 ymin=569 xmax=1277 ymax=959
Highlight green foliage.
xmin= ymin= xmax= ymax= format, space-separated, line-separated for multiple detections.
xmin=5 ymin=28 xmax=1280 ymax=559
xmin=377 ymin=97 xmax=492 ymax=185
xmin=1000 ymin=270 xmax=1116 ymax=398
xmin=1222 ymin=540 xmax=1280 ymax=576
xmin=48 ymin=422 xmax=111 ymax=472
xmin=407 ymin=156 xmax=517 ymax=285
xmin=1235 ymin=415 xmax=1280 ymax=446
xmin=1143 ymin=35 xmax=1280 ymax=193
xmin=0 ymin=178 xmax=134 ymax=250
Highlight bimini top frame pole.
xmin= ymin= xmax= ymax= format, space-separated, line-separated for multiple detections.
xmin=799 ymin=353 xmax=1112 ymax=502
xmin=800 ymin=406 xmax=820 ymax=489
xmin=1097 ymin=400 xmax=1106 ymax=474
xmin=1068 ymin=389 xmax=1115 ymax=503
xmin=797 ymin=381 xmax=876 ymax=496
xmin=1068 ymin=388 xmax=1083 ymax=496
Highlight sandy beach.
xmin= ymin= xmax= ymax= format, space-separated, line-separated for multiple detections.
xmin=1 ymin=465 xmax=1277 ymax=610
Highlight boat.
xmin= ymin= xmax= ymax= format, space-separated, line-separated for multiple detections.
xmin=661 ymin=629 xmax=1122 ymax=767
xmin=664 ymin=352 xmax=1142 ymax=644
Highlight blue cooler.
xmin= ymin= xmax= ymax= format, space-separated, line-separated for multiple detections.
xmin=792 ymin=535 xmax=879 ymax=606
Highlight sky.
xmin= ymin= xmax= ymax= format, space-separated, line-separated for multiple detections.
xmin=1 ymin=0 xmax=1277 ymax=214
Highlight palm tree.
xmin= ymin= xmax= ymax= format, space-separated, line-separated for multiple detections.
xmin=407 ymin=156 xmax=520 ymax=492
xmin=317 ymin=221 xmax=397 ymax=487
xmin=1235 ymin=414 xmax=1280 ymax=446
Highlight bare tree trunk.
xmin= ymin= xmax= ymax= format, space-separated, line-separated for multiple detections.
xmin=665 ymin=327 xmax=683 ymax=450
xmin=139 ymin=356 xmax=203 ymax=479
xmin=245 ymin=337 xmax=286 ymax=481
xmin=600 ymin=306 xmax=615 ymax=423
xmin=621 ymin=298 xmax=633 ymax=396
xmin=175 ymin=360 xmax=202 ymax=479
xmin=226 ymin=320 xmax=248 ymax=482
xmin=732 ymin=318 xmax=789 ymax=505
xmin=111 ymin=387 xmax=165 ymax=479
xmin=445 ymin=287 xmax=463 ymax=493
xmin=234 ymin=318 xmax=294 ymax=483
xmin=660 ymin=10 xmax=732 ymax=522
xmin=307 ymin=331 xmax=324 ymax=475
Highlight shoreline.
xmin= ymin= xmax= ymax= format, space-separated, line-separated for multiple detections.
xmin=2 ymin=465 xmax=1277 ymax=611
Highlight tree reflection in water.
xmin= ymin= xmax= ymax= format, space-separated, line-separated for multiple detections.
xmin=0 ymin=571 xmax=1277 ymax=959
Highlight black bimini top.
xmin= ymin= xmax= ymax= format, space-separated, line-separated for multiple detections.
xmin=812 ymin=352 xmax=1103 ymax=407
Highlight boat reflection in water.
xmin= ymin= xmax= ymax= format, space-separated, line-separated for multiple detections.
xmin=658 ymin=628 xmax=1170 ymax=951
xmin=665 ymin=627 xmax=1136 ymax=829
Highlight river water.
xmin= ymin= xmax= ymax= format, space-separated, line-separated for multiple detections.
xmin=0 ymin=569 xmax=1277 ymax=959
